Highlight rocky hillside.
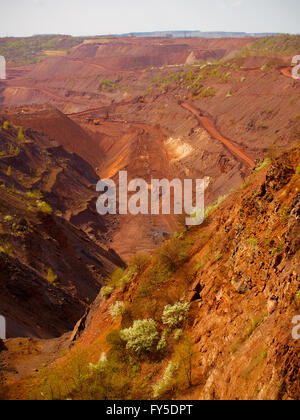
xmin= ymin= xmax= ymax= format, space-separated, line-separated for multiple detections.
xmin=0 ymin=118 xmax=125 ymax=338
xmin=1 ymin=145 xmax=298 ymax=400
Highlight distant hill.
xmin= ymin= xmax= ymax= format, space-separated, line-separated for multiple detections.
xmin=117 ymin=30 xmax=280 ymax=38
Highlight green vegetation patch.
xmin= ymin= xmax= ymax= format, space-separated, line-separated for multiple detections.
xmin=238 ymin=34 xmax=300 ymax=57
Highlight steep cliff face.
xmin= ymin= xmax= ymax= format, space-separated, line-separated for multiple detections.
xmin=2 ymin=145 xmax=298 ymax=400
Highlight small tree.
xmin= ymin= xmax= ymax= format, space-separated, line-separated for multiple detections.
xmin=158 ymin=237 xmax=188 ymax=273
xmin=174 ymin=336 xmax=194 ymax=388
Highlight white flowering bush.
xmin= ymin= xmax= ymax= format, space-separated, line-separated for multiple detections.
xmin=162 ymin=301 xmax=190 ymax=328
xmin=152 ymin=361 xmax=178 ymax=398
xmin=120 ymin=319 xmax=159 ymax=355
xmin=109 ymin=301 xmax=126 ymax=320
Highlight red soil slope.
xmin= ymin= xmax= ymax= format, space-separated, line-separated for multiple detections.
xmin=1 ymin=105 xmax=104 ymax=168
xmin=181 ymin=101 xmax=255 ymax=169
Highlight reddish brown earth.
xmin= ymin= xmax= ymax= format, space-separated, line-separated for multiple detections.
xmin=181 ymin=101 xmax=255 ymax=169
xmin=1 ymin=146 xmax=298 ymax=400
xmin=2 ymin=46 xmax=299 ymax=259
xmin=280 ymin=67 xmax=293 ymax=79
xmin=1 ymin=105 xmax=104 ymax=167
xmin=0 ymin=36 xmax=299 ymax=400
xmin=0 ymin=118 xmax=125 ymax=338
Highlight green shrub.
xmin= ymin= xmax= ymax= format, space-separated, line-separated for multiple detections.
xmin=280 ymin=207 xmax=289 ymax=222
xmin=241 ymin=180 xmax=250 ymax=190
xmin=47 ymin=268 xmax=57 ymax=285
xmin=158 ymin=237 xmax=189 ymax=273
xmin=204 ymin=195 xmax=227 ymax=219
xmin=201 ymin=86 xmax=216 ymax=98
xmin=26 ymin=190 xmax=43 ymax=199
xmin=109 ymin=301 xmax=126 ymax=320
xmin=2 ymin=121 xmax=9 ymax=130
xmin=98 ymin=79 xmax=115 ymax=90
xmin=255 ymin=158 xmax=271 ymax=172
xmin=221 ymin=72 xmax=231 ymax=83
xmin=101 ymin=285 xmax=114 ymax=299
xmin=129 ymin=253 xmax=151 ymax=274
xmin=18 ymin=126 xmax=24 ymax=140
xmin=272 ymin=241 xmax=284 ymax=254
xmin=104 ymin=267 xmax=135 ymax=294
xmin=0 ymin=241 xmax=13 ymax=256
xmin=157 ymin=334 xmax=168 ymax=352
xmin=36 ymin=200 xmax=53 ymax=214
xmin=174 ymin=329 xmax=183 ymax=340
xmin=247 ymin=237 xmax=258 ymax=249
xmin=120 ymin=319 xmax=159 ymax=355
xmin=162 ymin=301 xmax=190 ymax=329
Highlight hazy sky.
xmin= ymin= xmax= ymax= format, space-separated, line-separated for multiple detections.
xmin=0 ymin=0 xmax=299 ymax=37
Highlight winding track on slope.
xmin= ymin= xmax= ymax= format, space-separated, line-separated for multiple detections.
xmin=279 ymin=66 xmax=294 ymax=79
xmin=2 ymin=83 xmax=95 ymax=107
xmin=181 ymin=101 xmax=255 ymax=169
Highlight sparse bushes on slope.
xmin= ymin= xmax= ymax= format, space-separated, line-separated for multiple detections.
xmin=204 ymin=195 xmax=227 ymax=219
xmin=129 ymin=253 xmax=151 ymax=274
xmin=201 ymin=86 xmax=216 ymax=98
xmin=101 ymin=267 xmax=134 ymax=299
xmin=120 ymin=319 xmax=159 ymax=355
xmin=98 ymin=79 xmax=116 ymax=90
xmin=101 ymin=285 xmax=114 ymax=299
xmin=162 ymin=302 xmax=190 ymax=329
xmin=109 ymin=301 xmax=126 ymax=320
xmin=158 ymin=237 xmax=189 ymax=273
xmin=238 ymin=34 xmax=300 ymax=57
xmin=36 ymin=200 xmax=53 ymax=215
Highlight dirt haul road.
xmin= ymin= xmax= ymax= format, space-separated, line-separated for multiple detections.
xmin=279 ymin=66 xmax=293 ymax=79
xmin=181 ymin=101 xmax=255 ymax=170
